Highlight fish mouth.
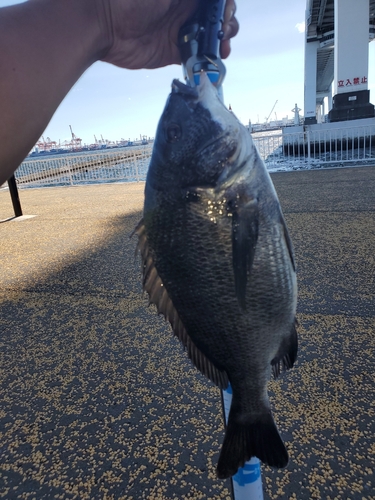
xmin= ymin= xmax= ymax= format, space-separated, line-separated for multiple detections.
xmin=171 ymin=73 xmax=216 ymax=101
xmin=171 ymin=79 xmax=199 ymax=98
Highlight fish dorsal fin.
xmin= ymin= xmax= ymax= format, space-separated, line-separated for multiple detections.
xmin=133 ymin=219 xmax=229 ymax=390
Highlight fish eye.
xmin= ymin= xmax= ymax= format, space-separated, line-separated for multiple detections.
xmin=165 ymin=123 xmax=182 ymax=143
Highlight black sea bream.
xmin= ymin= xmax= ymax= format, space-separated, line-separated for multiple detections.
xmin=134 ymin=74 xmax=298 ymax=479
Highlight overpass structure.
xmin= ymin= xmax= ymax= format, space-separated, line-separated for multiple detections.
xmin=304 ymin=0 xmax=375 ymax=124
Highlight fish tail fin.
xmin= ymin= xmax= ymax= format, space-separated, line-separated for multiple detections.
xmin=217 ymin=406 xmax=288 ymax=479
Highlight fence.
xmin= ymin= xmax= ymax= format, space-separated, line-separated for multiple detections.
xmin=15 ymin=144 xmax=153 ymax=188
xmin=13 ymin=123 xmax=375 ymax=188
xmin=259 ymin=121 xmax=375 ymax=172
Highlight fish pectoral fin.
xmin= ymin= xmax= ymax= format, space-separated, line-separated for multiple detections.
xmin=271 ymin=318 xmax=298 ymax=379
xmin=231 ymin=199 xmax=259 ymax=310
xmin=133 ymin=219 xmax=229 ymax=390
xmin=279 ymin=209 xmax=296 ymax=272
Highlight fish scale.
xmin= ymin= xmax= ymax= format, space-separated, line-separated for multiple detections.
xmin=134 ymin=74 xmax=298 ymax=479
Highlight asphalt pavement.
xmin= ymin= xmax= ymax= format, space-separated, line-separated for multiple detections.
xmin=1 ymin=167 xmax=374 ymax=499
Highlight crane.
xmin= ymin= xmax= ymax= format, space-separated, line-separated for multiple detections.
xmin=36 ymin=135 xmax=57 ymax=152
xmin=265 ymin=100 xmax=278 ymax=124
xmin=68 ymin=125 xmax=82 ymax=150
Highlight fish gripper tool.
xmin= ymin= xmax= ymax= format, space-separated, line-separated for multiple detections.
xmin=178 ymin=0 xmax=226 ymax=92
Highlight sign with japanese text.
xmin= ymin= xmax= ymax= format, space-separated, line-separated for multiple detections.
xmin=336 ymin=75 xmax=368 ymax=93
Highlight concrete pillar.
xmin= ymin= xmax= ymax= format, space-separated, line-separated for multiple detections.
xmin=334 ymin=0 xmax=369 ymax=95
xmin=328 ymin=83 xmax=333 ymax=112
xmin=329 ymin=0 xmax=374 ymax=121
xmin=304 ymin=40 xmax=319 ymax=124
xmin=316 ymin=104 xmax=322 ymax=123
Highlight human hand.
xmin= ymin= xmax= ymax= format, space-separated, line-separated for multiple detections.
xmin=99 ymin=0 xmax=239 ymax=69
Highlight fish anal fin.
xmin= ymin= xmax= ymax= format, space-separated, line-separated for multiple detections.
xmin=231 ymin=199 xmax=259 ymax=310
xmin=133 ymin=219 xmax=229 ymax=390
xmin=271 ymin=318 xmax=298 ymax=379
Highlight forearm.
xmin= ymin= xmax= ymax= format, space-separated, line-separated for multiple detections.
xmin=0 ymin=0 xmax=110 ymax=185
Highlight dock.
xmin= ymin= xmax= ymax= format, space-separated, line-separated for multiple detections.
xmin=1 ymin=167 xmax=375 ymax=499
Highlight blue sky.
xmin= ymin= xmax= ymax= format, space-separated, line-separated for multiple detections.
xmin=2 ymin=0 xmax=375 ymax=145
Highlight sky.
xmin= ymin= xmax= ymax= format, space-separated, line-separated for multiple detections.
xmin=2 ymin=0 xmax=375 ymax=146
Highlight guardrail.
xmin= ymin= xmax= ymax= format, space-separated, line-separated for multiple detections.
xmin=13 ymin=123 xmax=375 ymax=188
xmin=15 ymin=144 xmax=153 ymax=188
xmin=261 ymin=122 xmax=375 ymax=171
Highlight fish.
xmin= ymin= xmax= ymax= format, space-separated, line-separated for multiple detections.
xmin=133 ymin=73 xmax=298 ymax=479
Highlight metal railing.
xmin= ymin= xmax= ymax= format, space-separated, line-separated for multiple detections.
xmin=15 ymin=144 xmax=153 ymax=188
xmin=14 ymin=122 xmax=375 ymax=188
xmin=259 ymin=121 xmax=375 ymax=171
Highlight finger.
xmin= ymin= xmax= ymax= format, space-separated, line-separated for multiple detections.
xmin=224 ymin=14 xmax=239 ymax=41
xmin=220 ymin=39 xmax=231 ymax=59
xmin=223 ymin=0 xmax=236 ymax=25
xmin=220 ymin=0 xmax=239 ymax=59
xmin=222 ymin=0 xmax=237 ymax=38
